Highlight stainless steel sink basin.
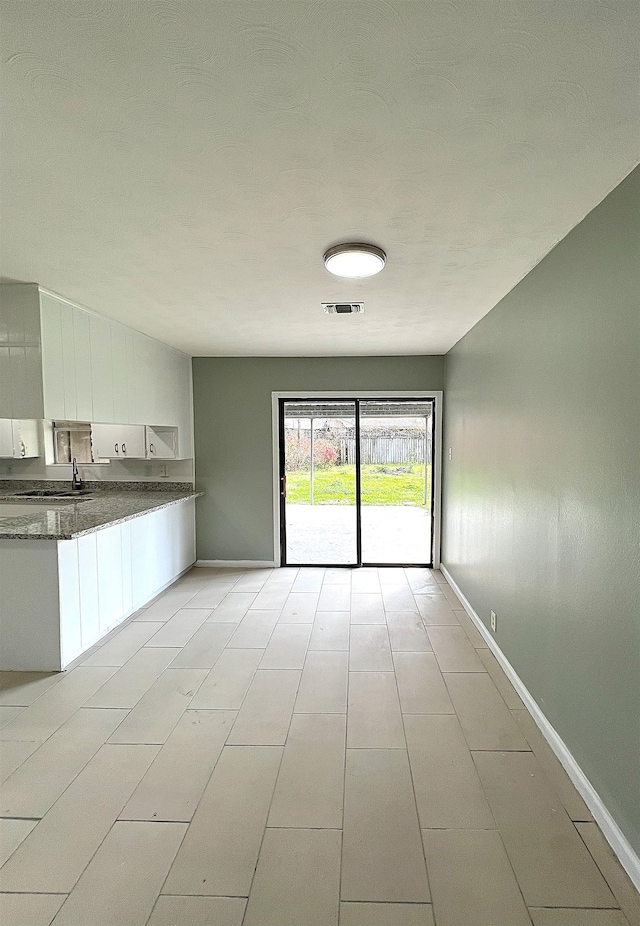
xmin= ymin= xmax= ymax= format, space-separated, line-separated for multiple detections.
xmin=12 ymin=489 xmax=94 ymax=498
xmin=0 ymin=491 xmax=95 ymax=506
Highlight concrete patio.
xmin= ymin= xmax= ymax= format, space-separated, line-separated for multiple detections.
xmin=285 ymin=504 xmax=432 ymax=564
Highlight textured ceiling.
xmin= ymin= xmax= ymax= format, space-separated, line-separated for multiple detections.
xmin=1 ymin=1 xmax=638 ymax=356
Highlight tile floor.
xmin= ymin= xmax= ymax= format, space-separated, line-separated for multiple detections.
xmin=0 ymin=565 xmax=638 ymax=926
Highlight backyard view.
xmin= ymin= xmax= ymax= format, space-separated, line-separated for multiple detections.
xmin=283 ymin=400 xmax=434 ymax=565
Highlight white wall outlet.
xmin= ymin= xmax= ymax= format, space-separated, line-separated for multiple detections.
xmin=159 ymin=464 xmax=169 ymax=478
xmin=490 ymin=610 xmax=497 ymax=633
xmin=448 ymin=447 xmax=452 ymax=461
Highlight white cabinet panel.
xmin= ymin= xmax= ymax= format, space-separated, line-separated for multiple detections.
xmin=96 ymin=523 xmax=123 ymax=633
xmin=40 ymin=293 xmax=65 ymax=420
xmin=120 ymin=520 xmax=133 ymax=616
xmin=92 ymin=423 xmax=146 ymax=459
xmin=146 ymin=426 xmax=177 ymax=459
xmin=78 ymin=532 xmax=100 ymax=650
xmin=90 ymin=315 xmax=114 ymax=423
xmin=58 ymin=539 xmax=81 ymax=665
xmin=130 ymin=512 xmax=152 ymax=608
xmin=60 ymin=303 xmax=77 ymax=420
xmin=111 ymin=324 xmax=129 ymax=425
xmin=11 ymin=420 xmax=40 ymax=458
xmin=73 ymin=308 xmax=93 ymax=421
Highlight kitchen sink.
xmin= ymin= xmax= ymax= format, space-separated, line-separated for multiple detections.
xmin=12 ymin=489 xmax=94 ymax=498
xmin=0 ymin=490 xmax=96 ymax=505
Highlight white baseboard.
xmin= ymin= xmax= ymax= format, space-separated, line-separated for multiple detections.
xmin=441 ymin=564 xmax=640 ymax=894
xmin=195 ymin=559 xmax=276 ymax=568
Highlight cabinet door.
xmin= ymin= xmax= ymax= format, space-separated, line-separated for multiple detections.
xmin=73 ymin=308 xmax=93 ymax=422
xmin=146 ymin=427 xmax=176 ymax=459
xmin=60 ymin=303 xmax=77 ymax=420
xmin=119 ymin=424 xmax=146 ymax=459
xmin=90 ymin=315 xmax=114 ymax=423
xmin=78 ymin=533 xmax=100 ymax=649
xmin=11 ymin=420 xmax=39 ymax=458
xmin=91 ymin=423 xmax=122 ymax=460
xmin=40 ymin=293 xmax=65 ymax=420
xmin=111 ymin=324 xmax=129 ymax=425
xmin=130 ymin=513 xmax=152 ymax=608
xmin=96 ymin=523 xmax=123 ymax=633
xmin=58 ymin=539 xmax=81 ymax=667
xmin=120 ymin=521 xmax=133 ymax=616
xmin=0 ymin=419 xmax=13 ymax=457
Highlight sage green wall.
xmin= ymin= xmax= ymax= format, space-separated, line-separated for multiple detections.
xmin=442 ymin=166 xmax=640 ymax=855
xmin=193 ymin=355 xmax=444 ymax=562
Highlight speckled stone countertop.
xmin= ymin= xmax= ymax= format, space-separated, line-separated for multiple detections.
xmin=0 ymin=482 xmax=203 ymax=540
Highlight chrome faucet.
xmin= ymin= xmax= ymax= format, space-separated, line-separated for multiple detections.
xmin=71 ymin=457 xmax=83 ymax=492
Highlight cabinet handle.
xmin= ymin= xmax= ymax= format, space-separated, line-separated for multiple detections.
xmin=122 ymin=442 xmax=126 ymax=455
xmin=20 ymin=440 xmax=26 ymax=458
xmin=149 ymin=443 xmax=155 ymax=455
xmin=114 ymin=443 xmax=119 ymax=454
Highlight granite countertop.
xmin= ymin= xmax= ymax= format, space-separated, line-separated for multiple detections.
xmin=0 ymin=483 xmax=203 ymax=540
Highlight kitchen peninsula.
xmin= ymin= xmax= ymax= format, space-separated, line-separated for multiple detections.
xmin=0 ymin=482 xmax=201 ymax=671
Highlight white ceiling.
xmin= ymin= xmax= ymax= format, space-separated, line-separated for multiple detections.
xmin=1 ymin=1 xmax=638 ymax=357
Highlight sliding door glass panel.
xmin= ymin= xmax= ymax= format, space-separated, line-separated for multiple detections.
xmin=282 ymin=401 xmax=357 ymax=565
xmin=359 ymin=400 xmax=433 ymax=564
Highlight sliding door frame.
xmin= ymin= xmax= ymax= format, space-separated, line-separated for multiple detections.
xmin=272 ymin=391 xmax=443 ymax=568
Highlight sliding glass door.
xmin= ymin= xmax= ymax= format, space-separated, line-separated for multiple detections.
xmin=279 ymin=398 xmax=435 ymax=567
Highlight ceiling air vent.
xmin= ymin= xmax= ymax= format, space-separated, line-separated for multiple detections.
xmin=322 ymin=302 xmax=365 ymax=314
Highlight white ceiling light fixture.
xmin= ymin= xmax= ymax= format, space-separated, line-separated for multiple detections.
xmin=323 ymin=242 xmax=386 ymax=278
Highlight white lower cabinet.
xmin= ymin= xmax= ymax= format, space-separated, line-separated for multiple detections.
xmin=0 ymin=498 xmax=197 ymax=671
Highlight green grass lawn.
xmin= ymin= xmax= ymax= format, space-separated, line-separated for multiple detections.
xmin=286 ymin=464 xmax=431 ymax=507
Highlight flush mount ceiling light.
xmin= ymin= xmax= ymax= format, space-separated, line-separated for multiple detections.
xmin=323 ymin=242 xmax=386 ymax=278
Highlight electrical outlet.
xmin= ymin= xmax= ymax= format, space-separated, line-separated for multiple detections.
xmin=490 ymin=610 xmax=497 ymax=633
xmin=159 ymin=464 xmax=169 ymax=478
xmin=448 ymin=447 xmax=452 ymax=461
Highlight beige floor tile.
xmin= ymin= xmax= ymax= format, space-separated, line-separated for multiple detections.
xmin=511 ymin=709 xmax=592 ymax=821
xmin=309 ymin=611 xmax=350 ymax=651
xmin=381 ymin=585 xmax=418 ymax=612
xmin=1 ymin=708 xmax=127 ymax=818
xmin=318 ymin=583 xmax=352 ymax=610
xmin=227 ymin=610 xmax=280 ymax=648
xmin=340 ymin=902 xmax=434 ymax=925
xmin=263 ymin=566 xmax=298 ymax=588
xmin=85 ymin=647 xmax=179 ymax=708
xmin=227 ymin=669 xmax=300 ymax=745
xmin=120 ymin=710 xmax=235 ymax=822
xmin=393 ymin=652 xmax=454 ymax=714
xmin=444 ymin=672 xmax=529 ymax=750
xmin=52 ymin=820 xmax=187 ymax=925
xmin=0 ymin=741 xmax=40 ymax=783
xmin=404 ymin=714 xmax=495 ymax=828
xmin=575 ymin=822 xmax=640 ymax=926
xmin=232 ymin=571 xmax=272 ymax=592
xmin=433 ymin=569 xmax=448 ymax=584
xmin=347 ymin=672 xmax=404 ymax=748
xmin=405 ymin=567 xmax=439 ymax=590
xmin=108 ymin=668 xmax=207 ymax=745
xmin=415 ymin=596 xmax=459 ymax=625
xmin=0 ymin=667 xmax=117 ymax=743
xmin=0 ymin=818 xmax=37 ymax=866
xmin=164 ymin=745 xmax=282 ymax=896
xmin=454 ymin=608 xmax=488 ymax=648
xmin=0 ymin=893 xmax=66 ymax=926
xmin=189 ymin=649 xmax=263 ymax=710
xmin=251 ymin=587 xmax=290 ymax=610
xmin=0 ymin=671 xmax=62 ymax=707
xmin=145 ymin=609 xmax=211 ymax=648
xmin=342 ymin=748 xmax=429 ymax=903
xmin=268 ymin=713 xmax=346 ymax=828
xmin=244 ymin=827 xmax=341 ymax=926
xmin=323 ymin=567 xmax=352 ymax=585
xmin=295 ymin=651 xmax=348 ymax=713
xmin=170 ymin=623 xmax=236 ymax=668
xmin=386 ymin=612 xmax=432 ymax=652
xmin=184 ymin=582 xmax=236 ymax=609
xmin=278 ymin=592 xmax=320 ymax=623
xmin=147 ymin=895 xmax=247 ymax=926
xmin=422 ymin=828 xmax=531 ymax=926
xmin=140 ymin=589 xmax=199 ymax=620
xmin=351 ymin=569 xmax=380 ymax=593
xmin=0 ymin=743 xmax=158 ymax=892
xmin=477 ymin=646 xmax=524 ymax=708
xmin=291 ymin=568 xmax=325 ymax=592
xmin=259 ymin=624 xmax=312 ymax=669
xmin=378 ymin=568 xmax=409 ymax=586
xmin=0 ymin=706 xmax=24 ymax=727
xmin=189 ymin=649 xmax=262 ymax=711
xmin=349 ymin=624 xmax=393 ymax=671
xmin=529 ymin=910 xmax=630 ymax=926
xmin=441 ymin=583 xmax=463 ymax=607
xmin=474 ymin=751 xmax=616 ymax=908
xmin=207 ymin=592 xmax=257 ymax=621
xmin=426 ymin=625 xmax=486 ymax=672
xmin=350 ymin=593 xmax=385 ymax=624
xmin=82 ymin=621 xmax=165 ymax=665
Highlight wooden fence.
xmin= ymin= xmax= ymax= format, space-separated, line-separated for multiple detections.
xmin=340 ymin=436 xmax=431 ymax=465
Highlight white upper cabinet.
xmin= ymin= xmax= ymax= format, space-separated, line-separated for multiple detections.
xmin=0 ymin=419 xmax=40 ymax=459
xmin=92 ymin=423 xmax=146 ymax=459
xmin=0 ymin=284 xmax=193 ymax=458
